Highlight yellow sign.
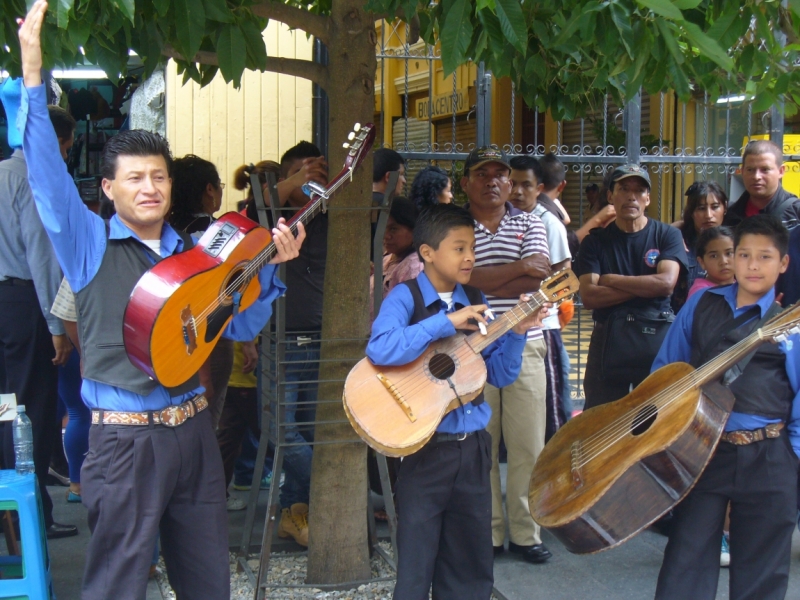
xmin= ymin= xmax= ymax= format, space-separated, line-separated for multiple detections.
xmin=415 ymin=88 xmax=472 ymax=120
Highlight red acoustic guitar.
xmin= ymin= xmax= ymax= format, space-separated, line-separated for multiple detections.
xmin=123 ymin=123 xmax=375 ymax=387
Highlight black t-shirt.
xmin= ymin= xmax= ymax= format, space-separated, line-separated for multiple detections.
xmin=284 ymin=212 xmax=328 ymax=331
xmin=575 ymin=219 xmax=687 ymax=322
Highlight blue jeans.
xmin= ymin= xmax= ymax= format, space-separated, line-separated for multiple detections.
xmin=233 ymin=429 xmax=273 ymax=485
xmin=271 ymin=337 xmax=318 ymax=508
xmin=559 ymin=341 xmax=573 ymax=418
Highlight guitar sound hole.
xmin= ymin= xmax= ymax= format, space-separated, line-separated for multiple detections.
xmin=631 ymin=405 xmax=658 ymax=436
xmin=428 ymin=353 xmax=456 ymax=380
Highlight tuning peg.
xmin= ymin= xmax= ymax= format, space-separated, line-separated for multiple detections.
xmin=348 ymin=132 xmax=355 ymax=141
xmin=343 ymin=143 xmax=350 ymax=149
xmin=791 ymin=326 xmax=800 ymax=335
xmin=775 ymin=333 xmax=788 ymax=343
xmin=354 ymin=123 xmax=361 ymax=131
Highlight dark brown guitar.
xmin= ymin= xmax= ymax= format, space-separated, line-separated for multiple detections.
xmin=529 ymin=302 xmax=800 ymax=554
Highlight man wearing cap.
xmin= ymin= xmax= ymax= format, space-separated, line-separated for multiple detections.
xmin=462 ymin=147 xmax=554 ymax=564
xmin=0 ymin=78 xmax=78 ymax=539
xmin=576 ymin=164 xmax=687 ymax=408
xmin=724 ymin=139 xmax=800 ymax=231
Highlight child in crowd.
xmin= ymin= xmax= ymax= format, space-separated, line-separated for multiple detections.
xmin=652 ymin=215 xmax=799 ymax=599
xmin=687 ymin=226 xmax=736 ymax=298
xmin=366 ymin=204 xmax=544 ymax=599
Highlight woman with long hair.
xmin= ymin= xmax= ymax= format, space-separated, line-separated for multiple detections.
xmin=409 ymin=165 xmax=452 ymax=209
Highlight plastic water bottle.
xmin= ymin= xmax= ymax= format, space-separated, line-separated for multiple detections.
xmin=12 ymin=405 xmax=34 ymax=475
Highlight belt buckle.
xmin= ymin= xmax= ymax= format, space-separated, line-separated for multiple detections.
xmin=456 ymin=432 xmax=467 ymax=441
xmin=160 ymin=405 xmax=188 ymax=427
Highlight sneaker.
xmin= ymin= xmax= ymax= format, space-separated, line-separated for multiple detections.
xmin=232 ymin=473 xmax=273 ymax=491
xmin=278 ymin=503 xmax=309 ymax=547
xmin=720 ymin=535 xmax=730 ymax=568
xmin=226 ymin=496 xmax=247 ymax=511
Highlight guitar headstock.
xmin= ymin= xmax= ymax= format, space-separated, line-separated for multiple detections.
xmin=342 ymin=123 xmax=376 ymax=173
xmin=762 ymin=301 xmax=800 ymax=342
xmin=537 ymin=269 xmax=580 ymax=307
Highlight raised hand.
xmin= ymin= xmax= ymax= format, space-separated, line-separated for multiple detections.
xmin=18 ymin=0 xmax=48 ymax=88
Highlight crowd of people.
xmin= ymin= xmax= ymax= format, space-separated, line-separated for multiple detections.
xmin=2 ymin=2 xmax=800 ymax=599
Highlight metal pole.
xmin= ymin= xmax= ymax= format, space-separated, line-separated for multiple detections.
xmin=476 ymin=62 xmax=492 ymax=147
xmin=623 ymin=90 xmax=642 ymax=164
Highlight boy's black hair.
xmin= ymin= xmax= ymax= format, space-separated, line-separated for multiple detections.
xmin=538 ymin=153 xmax=566 ymax=190
xmin=414 ymin=203 xmax=474 ymax=261
xmin=373 ymin=148 xmax=405 ymax=182
xmin=695 ymin=225 xmax=734 ymax=258
xmin=734 ymin=214 xmax=789 ymax=257
xmin=279 ymin=141 xmax=322 ymax=178
xmin=101 ymin=130 xmax=172 ymax=179
xmin=509 ymin=155 xmax=544 ymax=186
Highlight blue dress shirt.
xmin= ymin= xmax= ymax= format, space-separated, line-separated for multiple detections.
xmin=367 ymin=271 xmax=527 ymax=434
xmin=19 ymin=83 xmax=285 ymax=411
xmin=652 ymin=284 xmax=800 ymax=458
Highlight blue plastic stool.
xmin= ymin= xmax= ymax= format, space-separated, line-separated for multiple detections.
xmin=0 ymin=471 xmax=53 ymax=600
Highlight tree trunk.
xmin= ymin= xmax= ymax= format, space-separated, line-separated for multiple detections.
xmin=305 ymin=0 xmax=378 ymax=585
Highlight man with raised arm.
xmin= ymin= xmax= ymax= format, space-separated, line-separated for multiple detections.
xmin=17 ymin=3 xmax=305 ymax=598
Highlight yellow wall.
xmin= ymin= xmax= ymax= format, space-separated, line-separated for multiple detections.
xmin=166 ymin=23 xmax=314 ymax=214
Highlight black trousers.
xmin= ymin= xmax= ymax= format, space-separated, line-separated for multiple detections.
xmin=217 ymin=385 xmax=261 ymax=490
xmin=655 ymin=435 xmax=798 ymax=600
xmin=393 ymin=430 xmax=493 ymax=600
xmin=0 ymin=285 xmax=58 ymax=527
xmin=582 ymin=324 xmax=636 ymax=410
xmin=81 ymin=410 xmax=229 ymax=600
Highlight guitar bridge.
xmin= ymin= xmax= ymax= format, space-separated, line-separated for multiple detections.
xmin=180 ymin=306 xmax=198 ymax=355
xmin=571 ymin=441 xmax=584 ymax=489
xmin=376 ymin=373 xmax=416 ymax=422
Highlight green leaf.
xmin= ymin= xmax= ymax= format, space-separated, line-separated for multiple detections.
xmin=752 ymin=91 xmax=776 ymax=113
xmin=67 ymin=14 xmax=91 ymax=48
xmin=113 ymin=0 xmax=134 ymax=24
xmin=655 ymin=17 xmax=683 ymax=65
xmin=494 ymin=0 xmax=528 ymax=55
xmin=667 ymin=57 xmax=691 ymax=99
xmin=609 ymin=3 xmax=634 ymax=57
xmin=672 ymin=0 xmax=700 ymax=8
xmin=152 ymin=0 xmax=169 ymax=17
xmin=203 ymin=0 xmax=233 ymax=23
xmin=636 ymin=0 xmax=684 ymax=21
xmin=439 ymin=0 xmax=473 ymax=74
xmin=216 ymin=22 xmax=246 ymax=86
xmin=791 ymin=0 xmax=800 ymax=18
xmin=706 ymin=12 xmax=737 ymax=48
xmin=476 ymin=0 xmax=494 ymax=10
xmin=199 ymin=64 xmax=218 ymax=86
xmin=682 ymin=22 xmax=733 ymax=70
xmin=477 ymin=8 xmax=503 ymax=48
xmin=56 ymin=0 xmax=73 ymax=29
xmin=240 ymin=17 xmax=268 ymax=71
xmin=174 ymin=0 xmax=205 ymax=61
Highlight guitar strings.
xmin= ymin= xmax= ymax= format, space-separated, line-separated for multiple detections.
xmin=372 ymin=294 xmax=546 ymax=402
xmin=573 ymin=325 xmax=783 ymax=468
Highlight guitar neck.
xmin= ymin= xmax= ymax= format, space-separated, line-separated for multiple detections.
xmin=248 ymin=169 xmax=352 ymax=273
xmin=466 ymin=292 xmax=548 ymax=353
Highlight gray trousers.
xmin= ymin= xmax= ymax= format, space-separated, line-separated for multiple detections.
xmin=81 ymin=409 xmax=229 ymax=600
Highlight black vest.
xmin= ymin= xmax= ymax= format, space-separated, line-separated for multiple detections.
xmin=690 ymin=289 xmax=792 ymax=419
xmin=75 ymin=228 xmax=199 ymax=397
xmin=402 ymin=278 xmax=486 ymax=406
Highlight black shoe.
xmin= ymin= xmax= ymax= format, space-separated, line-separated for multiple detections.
xmin=46 ymin=522 xmax=78 ymax=539
xmin=493 ymin=545 xmax=505 ymax=556
xmin=508 ymin=542 xmax=552 ymax=563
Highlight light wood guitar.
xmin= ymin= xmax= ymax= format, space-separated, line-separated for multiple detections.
xmin=529 ymin=301 xmax=800 ymax=554
xmin=123 ymin=123 xmax=375 ymax=387
xmin=343 ymin=270 xmax=579 ymax=457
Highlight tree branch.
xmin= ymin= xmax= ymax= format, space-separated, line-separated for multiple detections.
xmin=250 ymin=1 xmax=329 ymax=45
xmin=162 ymin=45 xmax=329 ymax=89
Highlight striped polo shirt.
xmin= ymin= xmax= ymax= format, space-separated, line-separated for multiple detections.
xmin=471 ymin=202 xmax=550 ymax=341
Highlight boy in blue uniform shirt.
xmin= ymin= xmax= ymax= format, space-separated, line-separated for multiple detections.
xmin=367 ymin=204 xmax=545 ymax=599
xmin=652 ymin=215 xmax=800 ymax=599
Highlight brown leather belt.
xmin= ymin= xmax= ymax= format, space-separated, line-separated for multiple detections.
xmin=721 ymin=422 xmax=784 ymax=446
xmin=91 ymin=395 xmax=208 ymax=427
